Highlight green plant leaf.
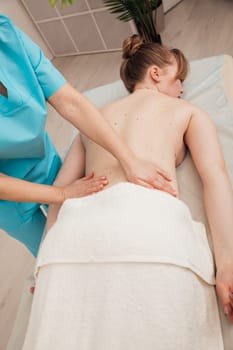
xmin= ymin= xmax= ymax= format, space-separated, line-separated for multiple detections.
xmin=103 ymin=0 xmax=161 ymax=42
xmin=48 ymin=0 xmax=79 ymax=7
xmin=48 ymin=0 xmax=58 ymax=7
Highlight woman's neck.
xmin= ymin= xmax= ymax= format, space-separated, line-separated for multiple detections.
xmin=134 ymin=82 xmax=159 ymax=93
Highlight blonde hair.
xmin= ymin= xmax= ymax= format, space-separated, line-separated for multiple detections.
xmin=120 ymin=35 xmax=189 ymax=93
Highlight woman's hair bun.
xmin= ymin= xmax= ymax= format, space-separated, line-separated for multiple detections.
xmin=122 ymin=34 xmax=143 ymax=59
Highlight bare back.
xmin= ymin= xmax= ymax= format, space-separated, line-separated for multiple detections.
xmin=81 ymin=89 xmax=192 ymax=196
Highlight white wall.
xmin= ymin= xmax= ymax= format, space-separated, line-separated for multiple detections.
xmin=0 ymin=0 xmax=52 ymax=58
xmin=163 ymin=0 xmax=183 ymax=13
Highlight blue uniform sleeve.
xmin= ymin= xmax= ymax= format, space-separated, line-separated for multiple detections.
xmin=17 ymin=28 xmax=66 ymax=99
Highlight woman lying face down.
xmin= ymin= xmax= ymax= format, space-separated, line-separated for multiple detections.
xmin=47 ymin=35 xmax=233 ymax=324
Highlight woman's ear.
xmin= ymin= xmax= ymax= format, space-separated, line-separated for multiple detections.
xmin=149 ymin=66 xmax=161 ymax=83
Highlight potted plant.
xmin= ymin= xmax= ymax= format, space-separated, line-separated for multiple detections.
xmin=103 ymin=0 xmax=164 ymax=44
xmin=48 ymin=0 xmax=164 ymax=44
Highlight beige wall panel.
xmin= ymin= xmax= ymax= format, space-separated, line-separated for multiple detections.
xmin=0 ymin=0 xmax=52 ymax=58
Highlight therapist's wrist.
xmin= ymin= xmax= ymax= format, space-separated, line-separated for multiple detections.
xmin=124 ymin=154 xmax=141 ymax=179
xmin=53 ymin=186 xmax=66 ymax=204
xmin=117 ymin=147 xmax=136 ymax=172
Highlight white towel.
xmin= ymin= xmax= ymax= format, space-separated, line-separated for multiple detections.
xmin=36 ymin=182 xmax=215 ymax=285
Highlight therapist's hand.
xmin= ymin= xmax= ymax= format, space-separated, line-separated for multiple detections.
xmin=123 ymin=156 xmax=177 ymax=197
xmin=59 ymin=172 xmax=108 ymax=202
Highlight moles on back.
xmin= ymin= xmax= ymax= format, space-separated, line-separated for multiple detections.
xmin=81 ymin=89 xmax=192 ymax=195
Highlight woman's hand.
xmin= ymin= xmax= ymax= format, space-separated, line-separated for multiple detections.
xmin=216 ymin=263 xmax=233 ymax=323
xmin=59 ymin=172 xmax=108 ymax=202
xmin=123 ymin=156 xmax=177 ymax=197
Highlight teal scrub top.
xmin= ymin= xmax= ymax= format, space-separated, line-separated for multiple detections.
xmin=0 ymin=14 xmax=66 ymax=256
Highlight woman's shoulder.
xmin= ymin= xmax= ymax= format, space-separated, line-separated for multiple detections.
xmin=101 ymin=94 xmax=131 ymax=112
xmin=164 ymin=94 xmax=194 ymax=112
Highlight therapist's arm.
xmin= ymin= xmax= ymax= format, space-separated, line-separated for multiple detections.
xmin=48 ymin=83 xmax=176 ymax=196
xmin=185 ymin=104 xmax=233 ymax=323
xmin=0 ymin=170 xmax=107 ymax=204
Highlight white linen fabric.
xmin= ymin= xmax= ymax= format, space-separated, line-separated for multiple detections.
xmin=23 ymin=264 xmax=223 ymax=350
xmin=22 ymin=183 xmax=223 ymax=350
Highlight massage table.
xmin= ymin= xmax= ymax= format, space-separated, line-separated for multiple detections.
xmin=6 ymin=54 xmax=233 ymax=350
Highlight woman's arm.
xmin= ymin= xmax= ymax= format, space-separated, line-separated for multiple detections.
xmin=48 ymin=83 xmax=176 ymax=196
xmin=46 ymin=135 xmax=107 ymax=231
xmin=185 ymin=105 xmax=233 ymax=322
